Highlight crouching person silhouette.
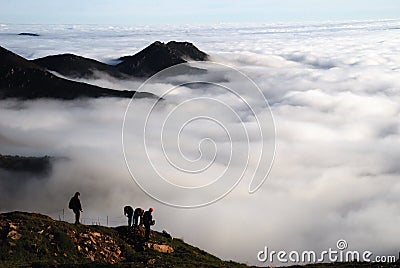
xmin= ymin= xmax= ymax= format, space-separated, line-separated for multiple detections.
xmin=69 ymin=192 xmax=83 ymax=224
xmin=124 ymin=205 xmax=134 ymax=227
xmin=133 ymin=207 xmax=144 ymax=227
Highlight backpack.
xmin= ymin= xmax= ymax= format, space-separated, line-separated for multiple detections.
xmin=68 ymin=198 xmax=73 ymax=209
xmin=143 ymin=211 xmax=150 ymax=225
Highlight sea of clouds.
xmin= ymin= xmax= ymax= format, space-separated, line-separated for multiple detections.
xmin=1 ymin=20 xmax=400 ymax=265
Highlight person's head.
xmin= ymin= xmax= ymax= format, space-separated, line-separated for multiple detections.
xmin=149 ymin=208 xmax=154 ymax=212
xmin=74 ymin=192 xmax=80 ymax=198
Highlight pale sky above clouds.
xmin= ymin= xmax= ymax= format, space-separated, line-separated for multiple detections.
xmin=1 ymin=0 xmax=399 ymax=24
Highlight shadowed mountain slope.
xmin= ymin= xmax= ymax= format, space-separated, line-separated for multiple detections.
xmin=0 ymin=46 xmax=154 ymax=100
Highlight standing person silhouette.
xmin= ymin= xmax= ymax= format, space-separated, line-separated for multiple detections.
xmin=68 ymin=192 xmax=83 ymax=224
xmin=124 ymin=206 xmax=134 ymax=227
xmin=143 ymin=208 xmax=155 ymax=241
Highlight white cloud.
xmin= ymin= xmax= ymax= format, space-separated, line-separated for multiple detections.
xmin=1 ymin=20 xmax=400 ymax=265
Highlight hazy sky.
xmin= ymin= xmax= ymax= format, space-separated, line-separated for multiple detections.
xmin=1 ymin=0 xmax=399 ymax=24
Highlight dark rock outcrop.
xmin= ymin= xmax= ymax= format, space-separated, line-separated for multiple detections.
xmin=0 ymin=46 xmax=154 ymax=100
xmin=116 ymin=41 xmax=209 ymax=77
xmin=32 ymin=54 xmax=126 ymax=79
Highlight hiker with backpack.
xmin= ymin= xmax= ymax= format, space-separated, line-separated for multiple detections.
xmin=124 ymin=205 xmax=134 ymax=227
xmin=68 ymin=192 xmax=83 ymax=224
xmin=133 ymin=207 xmax=144 ymax=227
xmin=143 ymin=208 xmax=155 ymax=241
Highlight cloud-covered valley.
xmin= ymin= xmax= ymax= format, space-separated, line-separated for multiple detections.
xmin=1 ymin=20 xmax=400 ymax=265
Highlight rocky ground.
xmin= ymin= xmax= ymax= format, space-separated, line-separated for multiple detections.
xmin=0 ymin=211 xmax=246 ymax=267
xmin=2 ymin=212 xmax=400 ymax=267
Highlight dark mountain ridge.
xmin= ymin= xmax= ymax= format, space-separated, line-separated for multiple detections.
xmin=0 ymin=154 xmax=51 ymax=175
xmin=0 ymin=46 xmax=155 ymax=100
xmin=32 ymin=53 xmax=125 ymax=79
xmin=116 ymin=41 xmax=208 ymax=77
xmin=32 ymin=41 xmax=209 ymax=79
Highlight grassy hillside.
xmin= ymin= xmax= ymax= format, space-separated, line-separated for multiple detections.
xmin=0 ymin=211 xmax=247 ymax=267
xmin=3 ymin=212 xmax=398 ymax=268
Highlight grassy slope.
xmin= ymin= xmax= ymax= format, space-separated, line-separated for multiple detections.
xmin=3 ymin=212 xmax=398 ymax=268
xmin=0 ymin=211 xmax=247 ymax=267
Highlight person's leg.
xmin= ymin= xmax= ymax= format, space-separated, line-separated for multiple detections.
xmin=75 ymin=210 xmax=80 ymax=224
xmin=145 ymin=225 xmax=150 ymax=241
xmin=133 ymin=215 xmax=137 ymax=226
xmin=128 ymin=215 xmax=132 ymax=227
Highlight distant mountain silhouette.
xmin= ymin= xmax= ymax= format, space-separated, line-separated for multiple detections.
xmin=116 ymin=41 xmax=209 ymax=77
xmin=0 ymin=154 xmax=51 ymax=175
xmin=0 ymin=46 xmax=155 ymax=100
xmin=32 ymin=41 xmax=208 ymax=79
xmin=18 ymin=33 xmax=40 ymax=37
xmin=32 ymin=53 xmax=126 ymax=79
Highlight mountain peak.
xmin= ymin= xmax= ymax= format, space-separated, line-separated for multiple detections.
xmin=116 ymin=41 xmax=209 ymax=77
xmin=30 ymin=41 xmax=208 ymax=79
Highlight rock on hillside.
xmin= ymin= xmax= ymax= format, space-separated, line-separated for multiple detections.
xmin=0 ymin=211 xmax=247 ymax=267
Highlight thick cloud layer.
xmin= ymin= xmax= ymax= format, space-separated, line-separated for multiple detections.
xmin=1 ymin=20 xmax=400 ymax=265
